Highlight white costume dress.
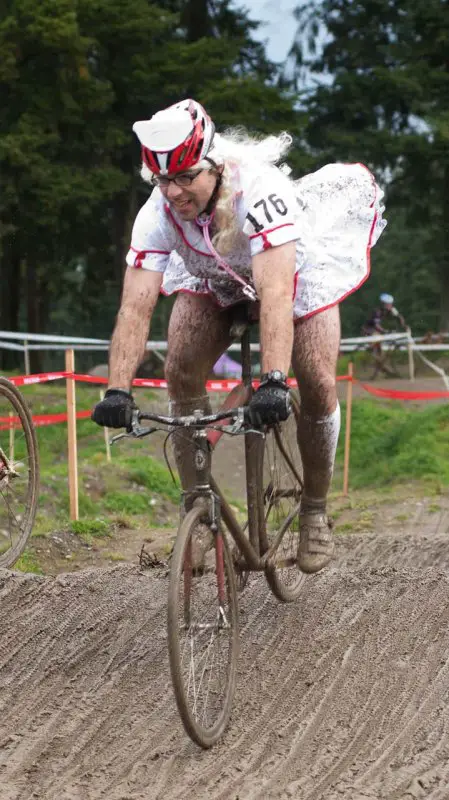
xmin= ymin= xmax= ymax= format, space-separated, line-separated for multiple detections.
xmin=126 ymin=162 xmax=386 ymax=319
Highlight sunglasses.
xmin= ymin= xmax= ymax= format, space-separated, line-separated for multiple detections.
xmin=151 ymin=169 xmax=204 ymax=188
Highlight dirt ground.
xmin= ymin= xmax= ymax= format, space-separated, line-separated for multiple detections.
xmin=1 ymin=489 xmax=449 ymax=799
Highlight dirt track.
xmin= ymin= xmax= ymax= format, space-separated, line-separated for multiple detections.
xmin=1 ymin=498 xmax=449 ymax=799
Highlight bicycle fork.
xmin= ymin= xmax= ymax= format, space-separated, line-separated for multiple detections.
xmin=182 ymin=425 xmax=227 ymax=610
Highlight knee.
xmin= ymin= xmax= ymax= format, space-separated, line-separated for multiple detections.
xmin=298 ymin=371 xmax=337 ymax=415
xmin=165 ymin=352 xmax=206 ymax=400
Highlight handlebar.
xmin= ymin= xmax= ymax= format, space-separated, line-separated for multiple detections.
xmin=110 ymin=406 xmax=254 ymax=444
xmin=138 ymin=406 xmax=246 ymax=427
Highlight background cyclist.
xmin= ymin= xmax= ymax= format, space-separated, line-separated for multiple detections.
xmin=363 ymin=293 xmax=408 ymax=378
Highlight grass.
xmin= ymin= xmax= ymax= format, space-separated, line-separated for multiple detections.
xmin=104 ymin=490 xmax=153 ymax=515
xmin=124 ymin=456 xmax=180 ymax=502
xmin=336 ymin=399 xmax=449 ymax=489
xmin=70 ymin=518 xmax=113 ymax=546
xmin=335 ymin=511 xmax=374 ymax=534
xmin=1 ymin=381 xmax=181 ymax=572
xmin=2 ymin=378 xmax=449 ymax=574
xmin=14 ymin=549 xmax=44 ymax=575
xmin=70 ymin=519 xmax=111 ymax=537
xmin=21 ymin=382 xmax=181 ymax=512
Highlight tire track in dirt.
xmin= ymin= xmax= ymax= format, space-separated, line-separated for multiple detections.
xmin=275 ymin=572 xmax=449 ymax=800
xmin=165 ymin=574 xmax=354 ymax=800
xmin=206 ymin=565 xmax=449 ymax=800
xmin=1 ymin=504 xmax=449 ymax=799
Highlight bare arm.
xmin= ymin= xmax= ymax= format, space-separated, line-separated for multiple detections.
xmin=390 ymin=306 xmax=407 ymax=329
xmin=252 ymin=241 xmax=296 ymax=375
xmin=108 ymin=268 xmax=163 ymax=390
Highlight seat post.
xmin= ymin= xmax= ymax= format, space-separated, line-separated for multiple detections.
xmin=240 ymin=328 xmax=253 ymax=393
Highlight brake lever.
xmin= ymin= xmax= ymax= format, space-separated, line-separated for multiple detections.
xmin=219 ymin=408 xmax=265 ymax=437
xmin=217 ymin=407 xmax=245 ymax=435
xmin=109 ymin=425 xmax=158 ymax=445
xmin=110 ymin=410 xmax=157 ymax=445
xmin=109 ymin=431 xmax=130 ymax=444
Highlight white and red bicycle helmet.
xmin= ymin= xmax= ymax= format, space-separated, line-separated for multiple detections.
xmin=132 ymin=99 xmax=215 ymax=175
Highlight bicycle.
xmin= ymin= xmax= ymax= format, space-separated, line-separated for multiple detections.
xmin=360 ymin=329 xmax=409 ymax=380
xmin=111 ymin=318 xmax=304 ymax=748
xmin=0 ymin=377 xmax=40 ymax=568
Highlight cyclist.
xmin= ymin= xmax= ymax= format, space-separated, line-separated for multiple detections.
xmin=92 ymin=98 xmax=386 ymax=574
xmin=362 ymin=293 xmax=408 ymax=378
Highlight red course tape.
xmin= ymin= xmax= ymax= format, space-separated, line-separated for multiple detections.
xmin=359 ymin=382 xmax=449 ymax=400
xmin=3 ymin=372 xmax=448 ymax=431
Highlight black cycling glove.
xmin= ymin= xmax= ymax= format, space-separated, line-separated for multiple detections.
xmin=246 ymin=378 xmax=291 ymax=427
xmin=91 ymin=388 xmax=136 ymax=431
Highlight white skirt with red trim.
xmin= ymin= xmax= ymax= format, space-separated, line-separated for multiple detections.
xmin=161 ymin=162 xmax=386 ymax=317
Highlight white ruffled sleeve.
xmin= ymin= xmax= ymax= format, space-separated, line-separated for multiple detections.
xmin=126 ymin=188 xmax=176 ymax=272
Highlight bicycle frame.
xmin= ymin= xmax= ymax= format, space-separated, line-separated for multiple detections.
xmin=181 ymin=328 xmax=300 ymax=574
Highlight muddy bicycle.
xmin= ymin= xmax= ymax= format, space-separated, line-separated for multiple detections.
xmin=0 ymin=377 xmax=40 ymax=568
xmin=112 ymin=321 xmax=304 ymax=748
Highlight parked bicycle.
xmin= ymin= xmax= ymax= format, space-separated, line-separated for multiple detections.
xmin=0 ymin=377 xmax=39 ymax=568
xmin=111 ymin=323 xmax=304 ymax=748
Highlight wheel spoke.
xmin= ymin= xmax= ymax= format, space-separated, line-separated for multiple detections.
xmin=0 ymin=486 xmax=23 ymax=530
xmin=262 ymin=393 xmax=306 ymax=602
xmin=168 ymin=507 xmax=238 ymax=747
xmin=0 ymin=379 xmax=39 ymax=567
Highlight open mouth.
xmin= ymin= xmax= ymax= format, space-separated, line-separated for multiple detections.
xmin=174 ymin=199 xmax=193 ymax=211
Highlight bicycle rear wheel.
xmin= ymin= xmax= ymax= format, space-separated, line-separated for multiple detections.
xmin=167 ymin=505 xmax=239 ymax=748
xmin=260 ymin=392 xmax=306 ymax=602
xmin=0 ymin=377 xmax=39 ymax=568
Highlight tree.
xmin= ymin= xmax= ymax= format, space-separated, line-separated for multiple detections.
xmin=0 ymin=0 xmax=135 ymax=365
xmin=290 ymin=0 xmax=449 ymax=331
xmin=0 ymin=0 xmax=305 ymax=371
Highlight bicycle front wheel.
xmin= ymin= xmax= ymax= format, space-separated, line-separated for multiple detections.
xmin=0 ymin=377 xmax=39 ymax=568
xmin=260 ymin=392 xmax=306 ymax=602
xmin=167 ymin=505 xmax=239 ymax=748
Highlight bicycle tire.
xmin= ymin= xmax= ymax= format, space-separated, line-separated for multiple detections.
xmin=167 ymin=505 xmax=239 ymax=748
xmin=0 ymin=377 xmax=39 ymax=568
xmin=260 ymin=392 xmax=306 ymax=602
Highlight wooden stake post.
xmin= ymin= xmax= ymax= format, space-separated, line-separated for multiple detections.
xmin=24 ymin=340 xmax=30 ymax=375
xmin=406 ymin=327 xmax=415 ymax=382
xmin=343 ymin=362 xmax=353 ymax=496
xmin=65 ymin=349 xmax=79 ymax=520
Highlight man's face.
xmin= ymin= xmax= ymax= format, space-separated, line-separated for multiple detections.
xmin=158 ymin=168 xmax=218 ymax=220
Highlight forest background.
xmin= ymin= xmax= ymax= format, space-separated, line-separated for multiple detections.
xmin=1 ymin=0 xmax=448 ymax=371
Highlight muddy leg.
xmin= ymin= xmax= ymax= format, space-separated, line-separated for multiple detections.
xmin=370 ymin=343 xmax=383 ymax=380
xmin=165 ymin=293 xmax=233 ymax=492
xmin=291 ymin=306 xmax=341 ymax=572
